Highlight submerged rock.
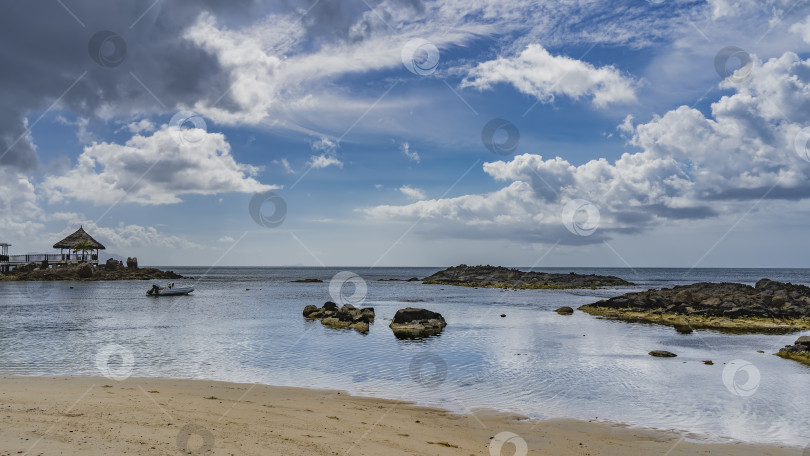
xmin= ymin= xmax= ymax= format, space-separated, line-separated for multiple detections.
xmin=649 ymin=350 xmax=677 ymax=358
xmin=555 ymin=306 xmax=574 ymax=315
xmin=291 ymin=278 xmax=323 ymax=283
xmin=389 ymin=307 xmax=446 ymax=339
xmin=422 ymin=264 xmax=633 ymax=289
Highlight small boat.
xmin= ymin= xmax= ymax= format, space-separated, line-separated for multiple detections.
xmin=147 ymin=282 xmax=194 ymax=296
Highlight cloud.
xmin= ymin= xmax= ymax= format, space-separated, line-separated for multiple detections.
xmin=365 ymin=51 xmax=810 ymax=244
xmin=399 ymin=185 xmax=426 ymax=200
xmin=307 ymin=154 xmax=343 ymax=169
xmin=127 ymin=119 xmax=156 ymax=134
xmin=272 ymin=158 xmax=295 ymax=174
xmin=461 ymin=44 xmax=637 ymax=108
xmin=218 ymin=235 xmax=235 ymax=243
xmin=0 ymin=168 xmax=45 ymax=240
xmin=401 ymin=142 xmax=420 ymax=163
xmin=51 ymin=219 xmax=203 ymax=250
xmin=43 ymin=125 xmax=276 ymax=205
xmin=790 ymin=15 xmax=810 ymax=43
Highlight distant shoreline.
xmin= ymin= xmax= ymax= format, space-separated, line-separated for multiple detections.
xmin=0 ymin=375 xmax=800 ymax=455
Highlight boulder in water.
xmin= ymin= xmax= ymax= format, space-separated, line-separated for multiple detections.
xmin=389 ymin=307 xmax=446 ymax=339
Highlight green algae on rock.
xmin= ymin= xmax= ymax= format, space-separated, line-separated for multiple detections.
xmin=579 ymin=279 xmax=810 ymax=333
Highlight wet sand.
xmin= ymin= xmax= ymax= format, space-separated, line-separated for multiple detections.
xmin=0 ymin=376 xmax=800 ymax=455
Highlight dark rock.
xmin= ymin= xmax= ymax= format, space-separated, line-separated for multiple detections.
xmin=2 ymin=262 xmax=182 ymax=282
xmin=406 ymin=277 xmax=420 ymax=282
xmin=673 ymin=290 xmax=693 ymax=304
xmin=649 ymin=350 xmax=677 ymax=357
xmin=579 ymin=279 xmax=810 ymax=332
xmin=302 ymin=301 xmax=374 ymax=333
xmin=555 ymin=306 xmax=574 ymax=315
xmin=291 ymin=278 xmax=323 ymax=283
xmin=702 ymin=360 xmax=714 ymax=365
xmin=500 ymin=314 xmax=506 ymax=318
xmin=389 ymin=307 xmax=447 ymax=338
xmin=104 ymin=258 xmax=124 ymax=270
xmin=303 ymin=305 xmax=319 ymax=318
xmin=126 ymin=257 xmax=138 ymax=269
xmin=76 ymin=263 xmax=93 ymax=279
xmin=422 ymin=264 xmax=633 ymax=289
xmin=776 ymin=336 xmax=810 ymax=366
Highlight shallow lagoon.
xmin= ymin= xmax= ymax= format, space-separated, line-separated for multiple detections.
xmin=0 ymin=267 xmax=808 ymax=446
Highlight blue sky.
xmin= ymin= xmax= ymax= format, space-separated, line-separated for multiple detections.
xmin=3 ymin=0 xmax=810 ymax=267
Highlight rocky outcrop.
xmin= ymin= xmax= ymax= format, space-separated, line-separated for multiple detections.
xmin=126 ymin=257 xmax=138 ymax=269
xmin=104 ymin=258 xmax=124 ymax=270
xmin=303 ymin=302 xmax=375 ymax=333
xmin=555 ymin=306 xmax=574 ymax=315
xmin=776 ymin=336 xmax=810 ymax=366
xmin=1 ymin=263 xmax=183 ymax=282
xmin=579 ymin=279 xmax=810 ymax=332
xmin=76 ymin=263 xmax=93 ymax=278
xmin=422 ymin=264 xmax=633 ymax=289
xmin=389 ymin=307 xmax=447 ymax=339
xmin=291 ymin=278 xmax=323 ymax=283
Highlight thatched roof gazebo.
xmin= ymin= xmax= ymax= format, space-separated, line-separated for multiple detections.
xmin=53 ymin=226 xmax=106 ymax=264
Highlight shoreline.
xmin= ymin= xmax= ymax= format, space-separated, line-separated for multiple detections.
xmin=0 ymin=375 xmax=800 ymax=455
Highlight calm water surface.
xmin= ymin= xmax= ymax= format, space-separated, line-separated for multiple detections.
xmin=0 ymin=267 xmax=808 ymax=446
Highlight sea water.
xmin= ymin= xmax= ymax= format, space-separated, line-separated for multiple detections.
xmin=0 ymin=267 xmax=808 ymax=446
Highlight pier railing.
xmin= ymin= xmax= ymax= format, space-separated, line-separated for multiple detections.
xmin=0 ymin=253 xmax=98 ymax=265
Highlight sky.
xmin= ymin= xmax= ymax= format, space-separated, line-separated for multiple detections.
xmin=3 ymin=0 xmax=810 ymax=267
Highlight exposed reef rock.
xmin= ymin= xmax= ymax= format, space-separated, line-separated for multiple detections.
xmin=776 ymin=336 xmax=810 ymax=366
xmin=422 ymin=264 xmax=633 ymax=289
xmin=579 ymin=279 xmax=810 ymax=333
xmin=1 ymin=261 xmax=182 ymax=282
xmin=389 ymin=307 xmax=447 ymax=339
xmin=303 ymin=301 xmax=375 ymax=333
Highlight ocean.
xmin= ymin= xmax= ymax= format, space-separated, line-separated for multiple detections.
xmin=0 ymin=267 xmax=808 ymax=446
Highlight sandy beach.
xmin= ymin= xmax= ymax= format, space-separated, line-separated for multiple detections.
xmin=0 ymin=376 xmax=800 ymax=455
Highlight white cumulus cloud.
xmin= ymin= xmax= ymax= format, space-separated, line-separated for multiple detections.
xmin=400 ymin=185 xmax=427 ymax=200
xmin=365 ymin=51 xmax=810 ymax=245
xmin=461 ymin=44 xmax=637 ymax=108
xmin=42 ymin=125 xmax=276 ymax=206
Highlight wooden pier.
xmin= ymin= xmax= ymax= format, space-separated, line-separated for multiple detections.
xmin=1 ymin=226 xmax=105 ymax=272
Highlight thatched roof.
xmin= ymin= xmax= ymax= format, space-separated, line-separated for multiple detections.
xmin=53 ymin=226 xmax=106 ymax=250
